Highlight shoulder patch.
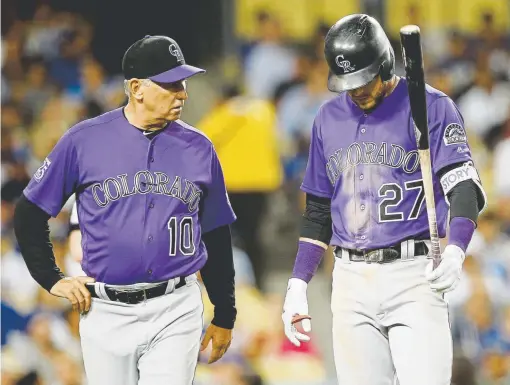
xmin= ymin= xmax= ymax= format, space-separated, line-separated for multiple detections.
xmin=34 ymin=157 xmax=52 ymax=182
xmin=443 ymin=123 xmax=467 ymax=146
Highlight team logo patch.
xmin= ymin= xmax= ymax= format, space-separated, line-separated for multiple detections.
xmin=34 ymin=157 xmax=52 ymax=181
xmin=443 ymin=123 xmax=466 ymax=146
xmin=335 ymin=55 xmax=356 ymax=73
xmin=169 ymin=43 xmax=184 ymax=63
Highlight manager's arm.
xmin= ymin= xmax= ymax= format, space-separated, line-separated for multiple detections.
xmin=200 ymin=224 xmax=236 ymax=329
xmin=14 ymin=194 xmax=65 ymax=291
xmin=198 ymin=224 xmax=236 ymax=364
xmin=14 ymin=194 xmax=94 ymax=312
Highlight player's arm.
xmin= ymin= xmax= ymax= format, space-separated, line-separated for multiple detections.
xmin=428 ymin=96 xmax=487 ymax=252
xmin=197 ymin=145 xmax=237 ymax=363
xmin=293 ymin=193 xmax=332 ymax=280
xmin=292 ymin=111 xmax=333 ymax=281
xmin=283 ymin=111 xmax=333 ymax=346
xmin=426 ymin=96 xmax=487 ymax=292
xmin=438 ymin=162 xmax=486 ymax=252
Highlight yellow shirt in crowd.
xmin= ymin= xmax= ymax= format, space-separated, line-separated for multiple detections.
xmin=198 ymin=97 xmax=283 ymax=192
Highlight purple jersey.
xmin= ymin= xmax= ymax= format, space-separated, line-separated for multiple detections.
xmin=24 ymin=108 xmax=236 ymax=284
xmin=301 ymin=78 xmax=473 ymax=250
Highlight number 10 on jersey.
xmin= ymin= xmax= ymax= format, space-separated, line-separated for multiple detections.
xmin=168 ymin=217 xmax=195 ymax=256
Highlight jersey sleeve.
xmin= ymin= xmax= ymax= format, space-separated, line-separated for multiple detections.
xmin=199 ymin=147 xmax=237 ymax=233
xmin=300 ymin=116 xmax=334 ymax=198
xmin=23 ymin=131 xmax=79 ymax=217
xmin=428 ymin=96 xmax=473 ymax=174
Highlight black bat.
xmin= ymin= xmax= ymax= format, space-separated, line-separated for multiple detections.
xmin=400 ymin=25 xmax=441 ymax=269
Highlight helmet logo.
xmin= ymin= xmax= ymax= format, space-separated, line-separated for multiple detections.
xmin=335 ymin=54 xmax=356 ymax=73
xmin=169 ymin=43 xmax=184 ymax=63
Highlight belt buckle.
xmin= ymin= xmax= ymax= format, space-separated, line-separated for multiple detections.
xmin=364 ymin=249 xmax=383 ymax=263
xmin=126 ymin=289 xmax=147 ymax=304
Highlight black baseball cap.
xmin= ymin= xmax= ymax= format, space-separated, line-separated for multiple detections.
xmin=122 ymin=35 xmax=205 ymax=83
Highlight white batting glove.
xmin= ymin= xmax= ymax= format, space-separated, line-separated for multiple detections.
xmin=282 ymin=278 xmax=312 ymax=347
xmin=425 ymin=244 xmax=465 ymax=293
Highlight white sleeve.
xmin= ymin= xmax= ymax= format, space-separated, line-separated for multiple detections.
xmin=70 ymin=202 xmax=79 ymax=225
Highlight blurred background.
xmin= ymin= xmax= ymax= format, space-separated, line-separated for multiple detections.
xmin=1 ymin=0 xmax=509 ymax=384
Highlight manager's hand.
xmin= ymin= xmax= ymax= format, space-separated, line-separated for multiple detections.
xmin=50 ymin=276 xmax=95 ymax=313
xmin=200 ymin=324 xmax=232 ymax=364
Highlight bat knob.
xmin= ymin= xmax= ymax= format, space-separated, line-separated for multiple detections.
xmin=400 ymin=25 xmax=420 ymax=35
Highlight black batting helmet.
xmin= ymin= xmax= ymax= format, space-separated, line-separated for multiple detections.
xmin=324 ymin=14 xmax=395 ymax=92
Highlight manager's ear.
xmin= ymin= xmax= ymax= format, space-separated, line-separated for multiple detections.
xmin=126 ymin=78 xmax=144 ymax=102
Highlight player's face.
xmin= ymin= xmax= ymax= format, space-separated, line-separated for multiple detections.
xmin=347 ymin=75 xmax=385 ymax=111
xmin=142 ymin=79 xmax=188 ymax=121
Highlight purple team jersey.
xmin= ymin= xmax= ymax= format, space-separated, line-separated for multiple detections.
xmin=24 ymin=108 xmax=236 ymax=284
xmin=301 ymin=78 xmax=473 ymax=250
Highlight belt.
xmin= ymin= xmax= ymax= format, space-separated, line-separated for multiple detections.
xmin=86 ymin=276 xmax=187 ymax=304
xmin=334 ymin=240 xmax=429 ymax=264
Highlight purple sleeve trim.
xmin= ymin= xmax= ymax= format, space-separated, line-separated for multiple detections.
xmin=449 ymin=216 xmax=475 ymax=253
xmin=291 ymin=240 xmax=325 ymax=283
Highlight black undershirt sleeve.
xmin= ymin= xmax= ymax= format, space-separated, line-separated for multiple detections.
xmin=200 ymin=225 xmax=237 ymax=329
xmin=438 ymin=162 xmax=482 ymax=224
xmin=300 ymin=194 xmax=333 ymax=244
xmin=13 ymin=194 xmax=65 ymax=292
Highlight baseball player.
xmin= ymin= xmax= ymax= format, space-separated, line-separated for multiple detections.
xmin=282 ymin=14 xmax=487 ymax=385
xmin=14 ymin=35 xmax=237 ymax=385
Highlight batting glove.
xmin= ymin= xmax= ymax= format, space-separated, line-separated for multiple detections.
xmin=425 ymin=244 xmax=465 ymax=293
xmin=282 ymin=278 xmax=312 ymax=347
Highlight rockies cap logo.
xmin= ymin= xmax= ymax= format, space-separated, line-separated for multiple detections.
xmin=335 ymin=54 xmax=356 ymax=73
xmin=169 ymin=43 xmax=184 ymax=63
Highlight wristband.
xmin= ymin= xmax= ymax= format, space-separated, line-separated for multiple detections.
xmin=291 ymin=241 xmax=325 ymax=283
xmin=449 ymin=216 xmax=475 ymax=253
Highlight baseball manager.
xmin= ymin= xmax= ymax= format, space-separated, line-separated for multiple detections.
xmin=14 ymin=35 xmax=237 ymax=385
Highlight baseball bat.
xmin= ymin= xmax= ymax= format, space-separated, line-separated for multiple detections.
xmin=399 ymin=25 xmax=441 ymax=269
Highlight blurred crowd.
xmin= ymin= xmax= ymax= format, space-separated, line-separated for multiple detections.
xmin=1 ymin=2 xmax=510 ymax=385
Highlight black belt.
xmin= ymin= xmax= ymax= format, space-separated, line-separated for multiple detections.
xmin=334 ymin=240 xmax=429 ymax=263
xmin=86 ymin=276 xmax=187 ymax=304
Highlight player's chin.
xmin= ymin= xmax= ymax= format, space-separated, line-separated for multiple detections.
xmin=353 ymin=98 xmax=377 ymax=111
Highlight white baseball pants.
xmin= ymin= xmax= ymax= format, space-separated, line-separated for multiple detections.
xmin=331 ymin=254 xmax=452 ymax=385
xmin=79 ymin=276 xmax=203 ymax=385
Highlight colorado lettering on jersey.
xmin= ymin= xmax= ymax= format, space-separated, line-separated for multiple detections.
xmin=90 ymin=170 xmax=202 ymax=212
xmin=326 ymin=141 xmax=420 ymax=185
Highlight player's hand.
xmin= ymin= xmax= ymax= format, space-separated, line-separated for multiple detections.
xmin=50 ymin=276 xmax=95 ymax=314
xmin=282 ymin=278 xmax=312 ymax=347
xmin=200 ymin=324 xmax=232 ymax=364
xmin=425 ymin=244 xmax=465 ymax=293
